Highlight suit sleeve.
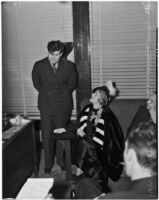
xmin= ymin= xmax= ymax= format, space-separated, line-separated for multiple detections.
xmin=67 ymin=63 xmax=77 ymax=93
xmin=32 ymin=62 xmax=41 ymax=92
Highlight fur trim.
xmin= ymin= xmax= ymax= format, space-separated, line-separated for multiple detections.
xmin=79 ymin=105 xmax=105 ymax=146
xmin=106 ymin=80 xmax=117 ymax=96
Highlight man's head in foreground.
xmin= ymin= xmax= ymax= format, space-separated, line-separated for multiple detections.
xmin=124 ymin=122 xmax=157 ymax=180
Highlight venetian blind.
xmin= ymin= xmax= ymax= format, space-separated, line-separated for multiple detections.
xmin=2 ymin=2 xmax=76 ymax=119
xmin=2 ymin=4 xmax=24 ymax=114
xmin=89 ymin=2 xmax=157 ymax=99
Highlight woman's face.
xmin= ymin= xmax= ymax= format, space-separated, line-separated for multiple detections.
xmin=90 ymin=91 xmax=101 ymax=105
xmin=123 ymin=141 xmax=132 ymax=177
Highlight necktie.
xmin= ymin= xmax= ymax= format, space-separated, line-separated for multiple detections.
xmin=52 ymin=63 xmax=57 ymax=74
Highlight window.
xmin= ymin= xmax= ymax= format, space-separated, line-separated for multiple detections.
xmin=90 ymin=2 xmax=157 ymax=99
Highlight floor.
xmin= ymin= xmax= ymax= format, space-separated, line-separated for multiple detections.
xmin=35 ymin=149 xmax=77 ymax=199
xmin=37 ymin=149 xmax=76 ymax=180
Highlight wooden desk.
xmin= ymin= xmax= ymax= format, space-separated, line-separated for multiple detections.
xmin=2 ymin=120 xmax=37 ymax=198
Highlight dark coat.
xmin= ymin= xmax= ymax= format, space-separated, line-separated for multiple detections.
xmin=100 ymin=176 xmax=157 ymax=199
xmin=75 ymin=176 xmax=157 ymax=199
xmin=76 ymin=104 xmax=125 ymax=183
xmin=32 ymin=57 xmax=77 ymax=114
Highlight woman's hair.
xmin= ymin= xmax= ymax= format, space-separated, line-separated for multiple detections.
xmin=92 ymin=81 xmax=118 ymax=107
xmin=47 ymin=40 xmax=64 ymax=53
xmin=126 ymin=122 xmax=157 ymax=175
xmin=92 ymin=87 xmax=109 ymax=106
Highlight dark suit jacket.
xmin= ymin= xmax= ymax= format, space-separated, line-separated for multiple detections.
xmin=100 ymin=176 xmax=157 ymax=199
xmin=32 ymin=57 xmax=77 ymax=114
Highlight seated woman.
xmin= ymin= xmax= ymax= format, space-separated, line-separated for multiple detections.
xmin=74 ymin=80 xmax=125 ymax=192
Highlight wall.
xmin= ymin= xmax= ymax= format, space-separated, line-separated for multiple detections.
xmin=111 ymin=99 xmax=147 ymax=136
xmin=2 ymin=2 xmax=75 ymax=118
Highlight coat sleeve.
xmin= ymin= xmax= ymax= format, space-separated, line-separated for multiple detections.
xmin=32 ymin=62 xmax=41 ymax=92
xmin=103 ymin=109 xmax=125 ymax=181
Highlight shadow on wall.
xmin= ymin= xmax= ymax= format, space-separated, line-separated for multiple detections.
xmin=110 ymin=99 xmax=147 ymax=137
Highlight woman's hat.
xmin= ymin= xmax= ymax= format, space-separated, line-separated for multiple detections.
xmin=92 ymin=80 xmax=119 ymax=105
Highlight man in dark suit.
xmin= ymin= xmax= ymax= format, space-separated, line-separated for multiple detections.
xmin=75 ymin=121 xmax=157 ymax=199
xmin=32 ymin=40 xmax=77 ymax=174
xmin=127 ymin=92 xmax=156 ymax=134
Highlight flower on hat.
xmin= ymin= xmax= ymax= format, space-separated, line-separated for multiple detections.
xmin=105 ymin=80 xmax=117 ymax=97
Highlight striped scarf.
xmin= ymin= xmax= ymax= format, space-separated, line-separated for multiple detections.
xmin=79 ymin=106 xmax=105 ymax=147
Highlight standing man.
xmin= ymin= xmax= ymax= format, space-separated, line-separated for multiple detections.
xmin=32 ymin=40 xmax=77 ymax=174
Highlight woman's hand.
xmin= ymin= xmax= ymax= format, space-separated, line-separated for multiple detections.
xmin=77 ymin=128 xmax=85 ymax=137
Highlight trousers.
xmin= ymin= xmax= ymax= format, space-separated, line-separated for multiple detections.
xmin=40 ymin=109 xmax=71 ymax=169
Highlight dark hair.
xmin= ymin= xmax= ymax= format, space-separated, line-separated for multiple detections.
xmin=47 ymin=40 xmax=64 ymax=53
xmin=126 ymin=122 xmax=157 ymax=174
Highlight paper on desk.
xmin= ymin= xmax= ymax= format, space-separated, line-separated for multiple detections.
xmin=2 ymin=126 xmax=21 ymax=140
xmin=16 ymin=178 xmax=54 ymax=199
xmin=10 ymin=118 xmax=30 ymax=126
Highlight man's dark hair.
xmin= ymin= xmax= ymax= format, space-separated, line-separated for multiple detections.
xmin=47 ymin=40 xmax=64 ymax=53
xmin=126 ymin=122 xmax=157 ymax=175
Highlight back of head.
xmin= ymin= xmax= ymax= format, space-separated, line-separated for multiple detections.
xmin=47 ymin=40 xmax=64 ymax=53
xmin=126 ymin=122 xmax=157 ymax=175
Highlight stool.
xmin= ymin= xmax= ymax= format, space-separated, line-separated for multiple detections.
xmin=52 ymin=123 xmax=76 ymax=181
